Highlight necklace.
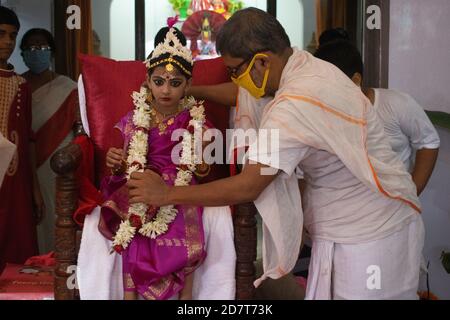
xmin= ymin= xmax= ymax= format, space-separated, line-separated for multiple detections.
xmin=150 ymin=105 xmax=183 ymax=135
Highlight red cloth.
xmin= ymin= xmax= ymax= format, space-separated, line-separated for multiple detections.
xmin=0 ymin=70 xmax=38 ymax=271
xmin=192 ymin=57 xmax=232 ymax=182
xmin=35 ymin=89 xmax=78 ymax=167
xmin=0 ymin=264 xmax=53 ymax=300
xmin=72 ymin=135 xmax=103 ymax=226
xmin=24 ymin=252 xmax=55 ymax=267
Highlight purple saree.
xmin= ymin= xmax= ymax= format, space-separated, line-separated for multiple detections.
xmin=99 ymin=109 xmax=206 ymax=300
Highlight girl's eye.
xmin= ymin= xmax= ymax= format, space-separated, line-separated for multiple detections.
xmin=153 ymin=79 xmax=164 ymax=86
xmin=171 ymin=81 xmax=182 ymax=88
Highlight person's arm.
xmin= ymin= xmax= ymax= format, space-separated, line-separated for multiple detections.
xmin=394 ymin=92 xmax=440 ymax=195
xmin=187 ymin=82 xmax=238 ymax=107
xmin=411 ymin=148 xmax=439 ymax=195
xmin=128 ymin=162 xmax=278 ymax=207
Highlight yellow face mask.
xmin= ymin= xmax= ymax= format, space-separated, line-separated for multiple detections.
xmin=231 ymin=53 xmax=270 ymax=99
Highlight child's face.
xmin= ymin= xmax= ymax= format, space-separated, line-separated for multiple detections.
xmin=147 ymin=65 xmax=191 ymax=110
xmin=0 ymin=24 xmax=18 ymax=62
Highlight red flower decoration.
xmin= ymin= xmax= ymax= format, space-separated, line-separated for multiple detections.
xmin=187 ymin=125 xmax=195 ymax=134
xmin=131 ymin=162 xmax=143 ymax=170
xmin=129 ymin=214 xmax=143 ymax=229
xmin=180 ymin=164 xmax=189 ymax=171
xmin=167 ymin=16 xmax=179 ymax=29
xmin=136 ymin=127 xmax=148 ymax=134
xmin=146 ymin=206 xmax=158 ymax=220
xmin=114 ymin=245 xmax=124 ymax=254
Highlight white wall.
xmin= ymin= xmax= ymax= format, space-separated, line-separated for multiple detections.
xmin=1 ymin=0 xmax=53 ymax=74
xmin=301 ymin=0 xmax=316 ymax=49
xmin=419 ymin=127 xmax=450 ymax=299
xmin=277 ymin=0 xmax=304 ymax=49
xmin=91 ymin=0 xmax=112 ymax=57
xmin=109 ymin=0 xmax=135 ymax=60
xmin=389 ymin=0 xmax=450 ymax=113
xmin=145 ymin=0 xmax=173 ymax=57
xmin=389 ymin=0 xmax=450 ymax=300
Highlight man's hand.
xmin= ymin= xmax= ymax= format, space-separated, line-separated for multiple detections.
xmin=128 ymin=170 xmax=169 ymax=207
xmin=128 ymin=163 xmax=278 ymax=208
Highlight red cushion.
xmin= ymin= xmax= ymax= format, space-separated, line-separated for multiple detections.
xmin=192 ymin=57 xmax=230 ymax=136
xmin=79 ymin=54 xmax=231 ymax=185
xmin=80 ymin=54 xmax=147 ymax=183
xmin=192 ymin=57 xmax=231 ymax=182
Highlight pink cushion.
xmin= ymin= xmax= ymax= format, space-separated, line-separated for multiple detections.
xmin=79 ymin=55 xmax=231 ymax=184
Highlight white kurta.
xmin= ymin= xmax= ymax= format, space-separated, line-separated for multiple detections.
xmin=373 ymin=88 xmax=440 ymax=172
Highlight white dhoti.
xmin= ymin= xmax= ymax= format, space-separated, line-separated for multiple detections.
xmin=306 ymin=214 xmax=425 ymax=300
xmin=77 ymin=206 xmax=236 ymax=300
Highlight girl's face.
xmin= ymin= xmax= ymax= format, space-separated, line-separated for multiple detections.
xmin=147 ymin=65 xmax=191 ymax=110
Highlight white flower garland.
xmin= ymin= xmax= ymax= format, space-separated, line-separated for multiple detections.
xmin=111 ymin=86 xmax=206 ymax=253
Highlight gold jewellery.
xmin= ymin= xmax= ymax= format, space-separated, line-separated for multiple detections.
xmin=150 ymin=106 xmax=182 ymax=135
xmin=147 ymin=57 xmax=192 ymax=76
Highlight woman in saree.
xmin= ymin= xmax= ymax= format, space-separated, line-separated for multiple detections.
xmin=20 ymin=28 xmax=78 ymax=254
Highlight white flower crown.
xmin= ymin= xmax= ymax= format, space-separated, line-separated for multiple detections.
xmin=145 ymin=28 xmax=193 ymax=69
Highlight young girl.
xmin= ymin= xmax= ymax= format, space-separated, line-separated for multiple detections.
xmin=100 ymin=28 xmax=211 ymax=300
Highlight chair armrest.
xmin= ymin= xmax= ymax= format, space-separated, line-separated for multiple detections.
xmin=234 ymin=202 xmax=258 ymax=300
xmin=50 ymin=143 xmax=82 ymax=176
xmin=50 ymin=143 xmax=82 ymax=300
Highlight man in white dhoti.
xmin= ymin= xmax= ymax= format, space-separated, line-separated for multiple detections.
xmin=129 ymin=7 xmax=424 ymax=300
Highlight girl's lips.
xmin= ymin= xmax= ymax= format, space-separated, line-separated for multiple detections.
xmin=160 ymin=97 xmax=172 ymax=101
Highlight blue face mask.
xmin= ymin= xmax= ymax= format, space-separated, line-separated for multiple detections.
xmin=22 ymin=50 xmax=52 ymax=74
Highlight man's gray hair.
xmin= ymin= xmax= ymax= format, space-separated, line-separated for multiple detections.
xmin=216 ymin=7 xmax=291 ymax=59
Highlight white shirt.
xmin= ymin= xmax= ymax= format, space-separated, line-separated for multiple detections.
xmin=250 ymin=100 xmax=417 ymax=244
xmin=373 ymin=89 xmax=440 ymax=172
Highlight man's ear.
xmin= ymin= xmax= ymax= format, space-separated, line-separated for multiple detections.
xmin=351 ymin=72 xmax=363 ymax=87
xmin=254 ymin=54 xmax=270 ymax=70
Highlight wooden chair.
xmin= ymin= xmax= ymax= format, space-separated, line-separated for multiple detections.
xmin=50 ymin=57 xmax=258 ymax=300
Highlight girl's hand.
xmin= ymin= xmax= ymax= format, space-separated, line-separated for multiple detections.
xmin=106 ymin=148 xmax=125 ymax=170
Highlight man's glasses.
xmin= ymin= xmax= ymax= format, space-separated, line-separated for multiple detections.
xmin=227 ymin=56 xmax=252 ymax=79
xmin=25 ymin=45 xmax=52 ymax=52
xmin=227 ymin=49 xmax=269 ymax=79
